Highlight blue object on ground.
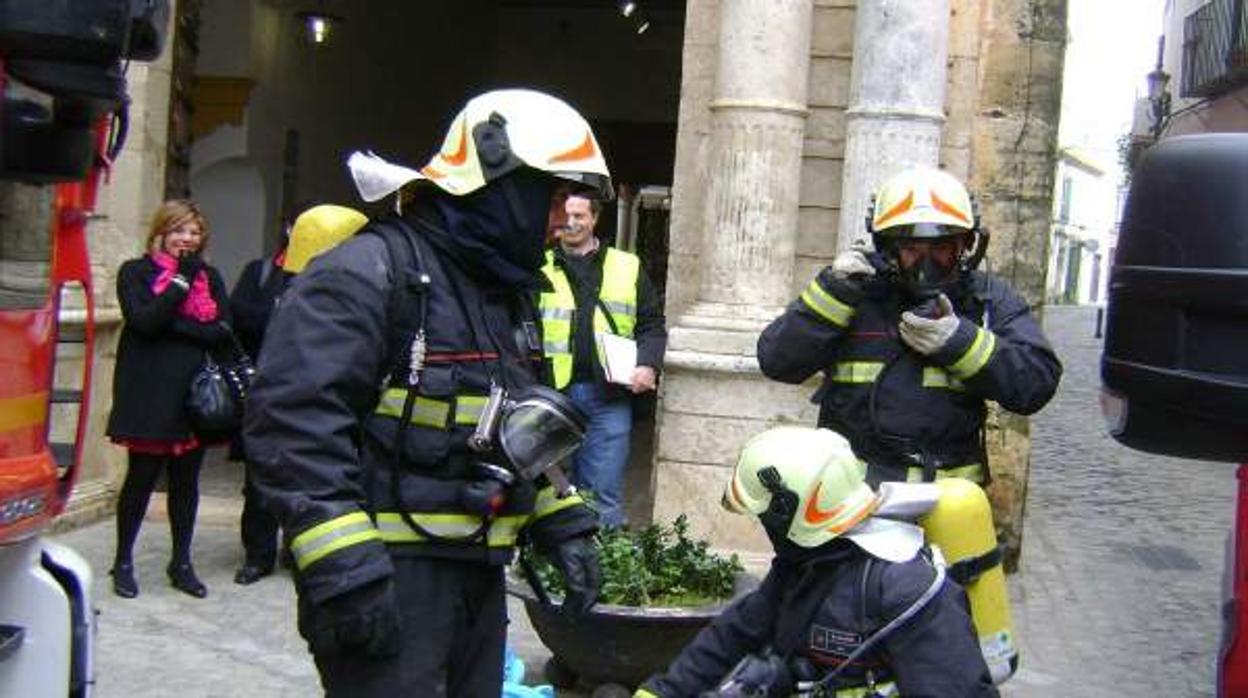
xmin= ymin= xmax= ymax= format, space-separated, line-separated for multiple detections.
xmin=503 ymin=647 xmax=555 ymax=698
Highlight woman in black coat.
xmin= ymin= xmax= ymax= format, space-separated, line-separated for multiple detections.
xmin=106 ymin=199 xmax=233 ymax=599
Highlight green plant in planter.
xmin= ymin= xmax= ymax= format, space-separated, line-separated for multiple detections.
xmin=525 ymin=514 xmax=743 ymax=607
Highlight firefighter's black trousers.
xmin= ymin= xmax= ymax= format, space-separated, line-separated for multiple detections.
xmin=301 ymin=556 xmax=507 ymax=697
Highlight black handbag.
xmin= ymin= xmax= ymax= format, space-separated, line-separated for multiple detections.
xmin=185 ymin=331 xmax=255 ymax=434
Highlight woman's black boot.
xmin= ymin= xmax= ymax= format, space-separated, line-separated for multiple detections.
xmin=166 ymin=562 xmax=207 ymax=599
xmin=111 ymin=562 xmax=139 ymax=599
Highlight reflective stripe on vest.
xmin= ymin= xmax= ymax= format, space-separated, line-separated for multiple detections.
xmin=539 ymin=247 xmax=640 ymax=389
xmin=906 ymin=462 xmax=985 ymax=484
xmin=800 ymin=277 xmax=856 ymax=328
xmin=374 ymin=512 xmax=526 ymax=547
xmin=290 ymin=512 xmax=382 ymax=571
xmin=948 ymin=326 xmax=997 ymax=380
xmin=374 ymin=389 xmax=488 ymax=428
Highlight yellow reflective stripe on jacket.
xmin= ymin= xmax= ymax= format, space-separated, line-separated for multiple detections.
xmin=290 ymin=512 xmax=381 ymax=571
xmin=532 ymin=486 xmax=587 ymax=521
xmin=948 ymin=326 xmax=997 ymax=380
xmin=906 ymin=463 xmax=985 ymax=484
xmin=835 ymin=681 xmax=897 ymax=697
xmin=800 ymin=278 xmax=855 ymax=328
xmin=539 ymin=247 xmax=641 ymax=389
xmin=633 ymin=690 xmax=660 ymax=698
xmin=374 ymin=388 xmax=487 ymax=428
xmin=921 ymin=367 xmax=965 ymax=391
xmin=831 ymin=361 xmax=884 ymax=384
xmin=374 ymin=512 xmax=526 ymax=547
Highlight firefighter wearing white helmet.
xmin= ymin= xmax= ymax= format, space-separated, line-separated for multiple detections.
xmin=637 ymin=426 xmax=999 ymax=698
xmin=758 ymin=166 xmax=1061 ymax=486
xmin=246 ymin=89 xmax=608 ymax=696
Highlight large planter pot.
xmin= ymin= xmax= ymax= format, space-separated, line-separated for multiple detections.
xmin=509 ymin=581 xmax=727 ymax=694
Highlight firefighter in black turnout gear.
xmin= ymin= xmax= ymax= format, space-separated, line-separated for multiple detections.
xmin=757 ymin=167 xmax=1061 ymax=486
xmin=244 ymin=90 xmax=611 ymax=697
xmin=636 ymin=427 xmax=998 ymax=697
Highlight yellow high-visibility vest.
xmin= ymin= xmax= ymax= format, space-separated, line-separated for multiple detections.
xmin=539 ymin=247 xmax=640 ymax=389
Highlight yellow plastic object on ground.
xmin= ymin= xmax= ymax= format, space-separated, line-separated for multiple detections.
xmin=920 ymin=477 xmax=1018 ymax=684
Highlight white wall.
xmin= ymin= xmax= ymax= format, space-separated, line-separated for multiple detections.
xmin=192 ymin=159 xmax=266 ymax=288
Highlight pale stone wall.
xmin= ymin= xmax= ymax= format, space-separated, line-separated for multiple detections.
xmin=967 ymin=0 xmax=1067 ymax=569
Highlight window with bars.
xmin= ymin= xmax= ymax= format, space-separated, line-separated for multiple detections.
xmin=1181 ymin=0 xmax=1248 ymax=98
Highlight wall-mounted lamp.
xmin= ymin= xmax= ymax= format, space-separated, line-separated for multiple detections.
xmin=296 ymin=10 xmax=343 ymax=46
xmin=636 ymin=19 xmax=650 ymax=34
xmin=619 ymin=1 xmax=637 ymax=17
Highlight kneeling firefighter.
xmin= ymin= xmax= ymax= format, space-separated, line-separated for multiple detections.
xmin=636 ymin=426 xmax=999 ymax=698
xmin=245 ymin=89 xmax=610 ymax=696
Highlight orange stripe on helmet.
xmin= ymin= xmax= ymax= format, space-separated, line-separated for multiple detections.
xmin=440 ymin=121 xmax=469 ymax=167
xmin=548 ymin=132 xmax=597 ymax=165
xmin=930 ymin=192 xmax=972 ymax=225
xmin=802 ymin=480 xmax=850 ymax=525
xmin=421 ymin=165 xmax=445 ymax=180
xmin=873 ymin=191 xmax=914 ymax=229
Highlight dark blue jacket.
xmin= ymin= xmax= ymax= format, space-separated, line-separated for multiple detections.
xmin=757 ymin=270 xmax=1061 ymax=484
xmin=641 ymin=542 xmax=998 ymax=697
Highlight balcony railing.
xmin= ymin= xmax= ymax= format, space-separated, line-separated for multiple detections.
xmin=1182 ymin=0 xmax=1248 ymax=98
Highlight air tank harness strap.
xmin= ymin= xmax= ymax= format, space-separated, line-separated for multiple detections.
xmin=946 ymin=544 xmax=1004 ymax=587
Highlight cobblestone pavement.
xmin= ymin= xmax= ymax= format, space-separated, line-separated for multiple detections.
xmin=50 ymin=305 xmax=1238 ymax=697
xmin=1007 ymin=305 xmax=1237 ymax=698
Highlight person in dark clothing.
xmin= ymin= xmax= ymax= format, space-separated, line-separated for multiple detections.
xmin=228 ymin=218 xmax=293 ymax=585
xmin=637 ymin=426 xmax=999 ymax=698
xmin=244 ymin=90 xmax=611 ymax=697
xmin=538 ymin=193 xmax=667 ymax=527
xmin=229 ymin=204 xmax=367 ymax=585
xmin=757 ymin=167 xmax=1061 ymax=486
xmin=106 ymin=199 xmax=234 ymax=599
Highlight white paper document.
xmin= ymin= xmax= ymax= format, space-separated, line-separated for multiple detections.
xmin=595 ymin=333 xmax=637 ymax=386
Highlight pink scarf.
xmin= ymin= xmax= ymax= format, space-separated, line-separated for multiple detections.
xmin=150 ymin=251 xmax=218 ymax=322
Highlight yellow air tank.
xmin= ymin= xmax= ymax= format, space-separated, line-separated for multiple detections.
xmin=919 ymin=477 xmax=1018 ymax=684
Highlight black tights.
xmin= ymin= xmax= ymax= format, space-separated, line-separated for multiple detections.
xmin=114 ymin=448 xmax=204 ymax=567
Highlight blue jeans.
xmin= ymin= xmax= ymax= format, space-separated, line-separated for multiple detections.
xmin=565 ymin=382 xmax=632 ymax=528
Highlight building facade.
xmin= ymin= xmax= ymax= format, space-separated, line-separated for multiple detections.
xmin=63 ymin=0 xmax=1066 ymax=564
xmin=1046 ymin=148 xmax=1118 ymax=305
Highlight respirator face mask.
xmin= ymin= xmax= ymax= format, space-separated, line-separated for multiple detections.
xmin=469 ymin=384 xmax=587 ymax=492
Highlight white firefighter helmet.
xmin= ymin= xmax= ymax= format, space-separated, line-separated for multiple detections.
xmin=869 ymin=166 xmax=976 ymax=238
xmin=723 ymin=426 xmax=880 ymax=549
xmin=415 ymin=88 xmax=612 ymax=199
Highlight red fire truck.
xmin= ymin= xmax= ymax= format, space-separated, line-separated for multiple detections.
xmin=0 ymin=3 xmax=168 ymax=694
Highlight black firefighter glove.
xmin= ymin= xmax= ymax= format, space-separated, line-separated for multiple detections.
xmin=175 ymin=251 xmax=205 ymax=283
xmin=547 ymin=535 xmax=601 ymax=618
xmin=307 ymin=577 xmax=401 ymax=659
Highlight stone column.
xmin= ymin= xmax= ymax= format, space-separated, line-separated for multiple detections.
xmin=836 ymin=0 xmax=951 ymax=252
xmin=653 ymin=0 xmax=814 ymax=550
